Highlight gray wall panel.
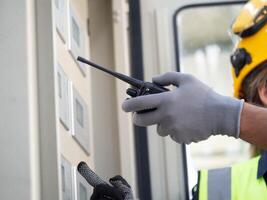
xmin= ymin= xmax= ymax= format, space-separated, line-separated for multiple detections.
xmin=0 ymin=1 xmax=32 ymax=199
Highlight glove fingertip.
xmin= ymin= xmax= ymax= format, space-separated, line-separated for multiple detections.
xmin=133 ymin=114 xmax=147 ymax=127
xmin=157 ymin=125 xmax=169 ymax=137
xmin=152 ymin=75 xmax=161 ymax=82
xmin=122 ymin=100 xmax=131 ymax=112
xmin=152 ymin=75 xmax=166 ymax=85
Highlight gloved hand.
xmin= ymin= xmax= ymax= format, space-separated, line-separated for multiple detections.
xmin=122 ymin=72 xmax=244 ymax=144
xmin=91 ymin=175 xmax=134 ymax=200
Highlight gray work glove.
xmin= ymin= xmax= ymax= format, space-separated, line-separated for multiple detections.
xmin=122 ymin=72 xmax=244 ymax=144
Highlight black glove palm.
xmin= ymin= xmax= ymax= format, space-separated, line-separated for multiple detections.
xmin=91 ymin=176 xmax=133 ymax=200
xmin=77 ymin=162 xmax=133 ymax=200
xmin=91 ymin=183 xmax=123 ymax=200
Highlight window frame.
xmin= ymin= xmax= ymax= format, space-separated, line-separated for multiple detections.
xmin=172 ymin=1 xmax=246 ymax=199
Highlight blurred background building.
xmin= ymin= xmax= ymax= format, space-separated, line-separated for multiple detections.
xmin=0 ymin=0 xmax=249 ymax=200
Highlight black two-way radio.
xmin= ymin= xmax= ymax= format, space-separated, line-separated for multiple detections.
xmin=77 ymin=56 xmax=169 ymax=113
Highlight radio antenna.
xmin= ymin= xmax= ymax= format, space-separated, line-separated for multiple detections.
xmin=77 ymin=56 xmax=143 ymax=88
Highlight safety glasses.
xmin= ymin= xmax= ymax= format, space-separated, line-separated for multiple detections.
xmin=235 ymin=5 xmax=267 ymax=38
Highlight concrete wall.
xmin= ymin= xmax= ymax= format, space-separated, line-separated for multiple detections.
xmin=0 ymin=1 xmax=38 ymax=199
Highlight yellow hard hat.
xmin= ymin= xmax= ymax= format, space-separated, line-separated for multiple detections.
xmin=231 ymin=0 xmax=267 ymax=98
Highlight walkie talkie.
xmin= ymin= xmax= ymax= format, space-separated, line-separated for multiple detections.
xmin=77 ymin=56 xmax=169 ymax=113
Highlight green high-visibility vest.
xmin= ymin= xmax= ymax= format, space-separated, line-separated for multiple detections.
xmin=198 ymin=156 xmax=267 ymax=200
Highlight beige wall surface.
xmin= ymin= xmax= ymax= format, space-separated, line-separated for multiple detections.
xmin=88 ymin=0 xmax=121 ymax=180
xmin=112 ymin=0 xmax=138 ymax=196
xmin=55 ymin=0 xmax=92 ymax=167
xmin=88 ymin=0 xmax=138 ymax=196
xmin=55 ymin=0 xmax=136 ymax=193
xmin=1 ymin=0 xmax=136 ymax=199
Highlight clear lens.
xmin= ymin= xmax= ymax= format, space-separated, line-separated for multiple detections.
xmin=228 ymin=29 xmax=241 ymax=50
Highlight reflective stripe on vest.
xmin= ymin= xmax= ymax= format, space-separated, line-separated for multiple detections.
xmin=198 ymin=167 xmax=231 ymax=200
xmin=198 ymin=156 xmax=267 ymax=200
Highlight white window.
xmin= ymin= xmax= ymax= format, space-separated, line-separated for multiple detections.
xmin=72 ymin=86 xmax=90 ymax=154
xmin=57 ymin=64 xmax=71 ymax=130
xmin=174 ymin=3 xmax=249 ymax=197
xmin=54 ymin=0 xmax=68 ymax=42
xmin=76 ymin=170 xmax=92 ymax=200
xmin=72 ymin=17 xmax=81 ymax=48
xmin=79 ymin=183 xmax=88 ymax=200
xmin=61 ymin=156 xmax=74 ymax=200
xmin=75 ymin=99 xmax=84 ymax=128
xmin=68 ymin=4 xmax=86 ymax=76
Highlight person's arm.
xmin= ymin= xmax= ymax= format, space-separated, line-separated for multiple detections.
xmin=240 ymin=103 xmax=267 ymax=149
xmin=122 ymin=72 xmax=267 ymax=148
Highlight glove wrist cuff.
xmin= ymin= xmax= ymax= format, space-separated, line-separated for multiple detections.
xmin=213 ymin=95 xmax=244 ymax=138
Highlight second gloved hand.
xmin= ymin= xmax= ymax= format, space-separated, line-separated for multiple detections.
xmin=91 ymin=175 xmax=133 ymax=200
xmin=122 ymin=72 xmax=244 ymax=144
